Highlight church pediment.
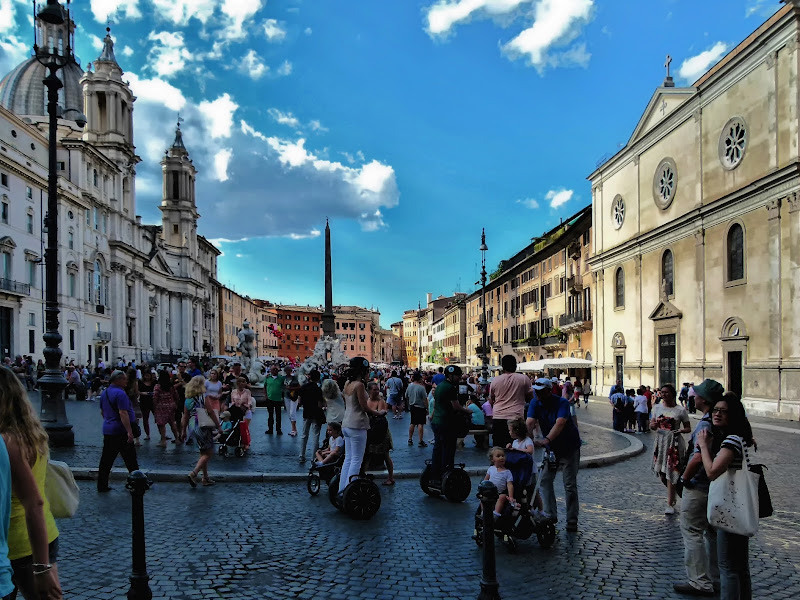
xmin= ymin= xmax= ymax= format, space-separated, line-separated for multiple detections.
xmin=628 ymin=87 xmax=696 ymax=145
xmin=649 ymin=298 xmax=682 ymax=321
xmin=148 ymin=249 xmax=173 ymax=276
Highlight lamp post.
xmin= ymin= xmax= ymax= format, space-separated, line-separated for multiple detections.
xmin=33 ymin=0 xmax=80 ymax=447
xmin=479 ymin=229 xmax=489 ymax=386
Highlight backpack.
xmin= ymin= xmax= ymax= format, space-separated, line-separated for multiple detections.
xmin=367 ymin=414 xmax=388 ymax=445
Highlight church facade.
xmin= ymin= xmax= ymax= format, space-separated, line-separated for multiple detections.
xmin=589 ymin=3 xmax=800 ymax=418
xmin=0 ymin=18 xmax=219 ymax=365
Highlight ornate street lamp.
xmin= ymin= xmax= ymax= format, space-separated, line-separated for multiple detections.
xmin=479 ymin=229 xmax=489 ymax=386
xmin=33 ymin=0 xmax=83 ymax=446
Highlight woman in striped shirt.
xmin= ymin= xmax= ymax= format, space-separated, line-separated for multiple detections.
xmin=696 ymin=391 xmax=755 ymax=600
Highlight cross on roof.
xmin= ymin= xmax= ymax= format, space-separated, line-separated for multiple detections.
xmin=665 ymin=54 xmax=672 ymax=79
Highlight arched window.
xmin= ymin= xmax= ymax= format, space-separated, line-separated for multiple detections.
xmin=662 ymin=250 xmax=674 ymax=297
xmin=727 ymin=224 xmax=744 ymax=282
xmin=615 ymin=267 xmax=625 ymax=308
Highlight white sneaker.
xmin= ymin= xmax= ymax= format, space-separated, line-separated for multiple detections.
xmin=664 ymin=505 xmax=676 ymax=515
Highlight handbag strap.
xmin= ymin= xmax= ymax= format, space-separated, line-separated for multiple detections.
xmin=732 ymin=435 xmax=753 ymax=469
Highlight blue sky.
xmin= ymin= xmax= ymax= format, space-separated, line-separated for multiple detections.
xmin=0 ymin=0 xmax=779 ymax=326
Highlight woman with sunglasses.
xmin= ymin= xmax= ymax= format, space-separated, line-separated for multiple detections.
xmin=696 ymin=392 xmax=755 ymax=600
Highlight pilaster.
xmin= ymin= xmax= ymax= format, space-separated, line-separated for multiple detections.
xmin=767 ymin=199 xmax=782 ymax=361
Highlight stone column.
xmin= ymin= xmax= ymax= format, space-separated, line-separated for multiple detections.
xmin=766 ymin=198 xmax=782 ymax=361
xmin=766 ymin=51 xmax=778 ymax=169
xmin=182 ymin=295 xmax=192 ymax=352
xmin=788 ymin=193 xmax=800 ymax=360
xmin=695 ymin=229 xmax=706 ymax=375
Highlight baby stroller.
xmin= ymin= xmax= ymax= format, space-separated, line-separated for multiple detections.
xmin=217 ymin=405 xmax=247 ymax=457
xmin=473 ymin=449 xmax=556 ymax=551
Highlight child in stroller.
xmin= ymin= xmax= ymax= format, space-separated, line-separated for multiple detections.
xmin=217 ymin=405 xmax=247 ymax=457
xmin=473 ymin=447 xmax=556 ymax=551
xmin=307 ymin=422 xmax=345 ymax=495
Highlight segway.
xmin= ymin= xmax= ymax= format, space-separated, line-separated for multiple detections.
xmin=328 ymin=472 xmax=382 ymax=520
xmin=420 ymin=459 xmax=472 ymax=502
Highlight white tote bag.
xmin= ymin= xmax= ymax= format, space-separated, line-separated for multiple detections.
xmin=45 ymin=460 xmax=80 ymax=519
xmin=707 ymin=436 xmax=759 ymax=537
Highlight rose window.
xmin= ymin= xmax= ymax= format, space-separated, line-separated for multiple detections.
xmin=611 ymin=195 xmax=625 ymax=230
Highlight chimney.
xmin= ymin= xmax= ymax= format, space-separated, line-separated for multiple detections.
xmin=426 ymin=293 xmax=433 ymax=305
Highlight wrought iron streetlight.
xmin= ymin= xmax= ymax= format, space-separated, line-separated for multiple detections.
xmin=33 ymin=0 xmax=80 ymax=446
xmin=479 ymin=229 xmax=489 ymax=386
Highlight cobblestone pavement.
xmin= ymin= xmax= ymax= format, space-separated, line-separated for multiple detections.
xmin=53 ymin=402 xmax=800 ymax=600
xmin=38 ymin=393 xmax=626 ymax=474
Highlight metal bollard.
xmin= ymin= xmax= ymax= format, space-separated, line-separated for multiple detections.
xmin=476 ymin=480 xmax=501 ymax=600
xmin=126 ymin=470 xmax=153 ymax=600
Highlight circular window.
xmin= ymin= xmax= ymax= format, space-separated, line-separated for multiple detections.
xmin=611 ymin=194 xmax=625 ymax=230
xmin=653 ymin=157 xmax=677 ymax=209
xmin=30 ymin=143 xmax=35 ymax=151
xmin=10 ymin=130 xmax=16 ymax=138
xmin=67 ymin=210 xmax=74 ymax=220
xmin=719 ymin=117 xmax=747 ymax=170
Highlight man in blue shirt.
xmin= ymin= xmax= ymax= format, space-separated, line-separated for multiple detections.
xmin=187 ymin=358 xmax=203 ymax=378
xmin=526 ymin=377 xmax=582 ymax=532
xmin=431 ymin=367 xmax=445 ymax=387
xmin=674 ymin=379 xmax=723 ymax=597
xmin=97 ymin=370 xmax=139 ymax=492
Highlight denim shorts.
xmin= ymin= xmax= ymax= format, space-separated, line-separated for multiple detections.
xmin=9 ymin=538 xmax=60 ymax=600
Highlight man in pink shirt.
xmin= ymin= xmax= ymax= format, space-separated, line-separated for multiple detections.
xmin=489 ymin=355 xmax=533 ymax=448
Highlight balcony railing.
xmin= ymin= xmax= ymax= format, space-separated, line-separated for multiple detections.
xmin=542 ymin=333 xmax=567 ymax=346
xmin=566 ymin=276 xmax=582 ymax=294
xmin=559 ymin=311 xmax=592 ymax=328
xmin=0 ymin=278 xmax=30 ymax=295
xmin=93 ymin=330 xmax=112 ymax=341
xmin=511 ymin=337 xmax=539 ymax=348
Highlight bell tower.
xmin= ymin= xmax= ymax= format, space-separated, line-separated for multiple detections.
xmin=159 ymin=121 xmax=199 ymax=253
xmin=80 ymin=28 xmax=139 ymax=216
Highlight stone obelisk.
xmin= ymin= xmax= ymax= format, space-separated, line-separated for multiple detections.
xmin=321 ymin=218 xmax=335 ymax=338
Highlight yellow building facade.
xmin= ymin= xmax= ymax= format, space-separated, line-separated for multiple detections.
xmin=589 ymin=4 xmax=800 ymax=417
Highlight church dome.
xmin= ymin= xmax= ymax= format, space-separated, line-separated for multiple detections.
xmin=0 ymin=57 xmax=84 ymax=119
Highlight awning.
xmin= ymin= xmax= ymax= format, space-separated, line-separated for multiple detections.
xmin=517 ymin=357 xmax=592 ymax=372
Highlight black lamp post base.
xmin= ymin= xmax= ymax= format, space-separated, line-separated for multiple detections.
xmin=44 ymin=425 xmax=74 ymax=448
xmin=478 ymin=581 xmax=501 ymax=600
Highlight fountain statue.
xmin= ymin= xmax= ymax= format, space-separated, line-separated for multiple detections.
xmin=295 ymin=335 xmax=350 ymax=385
xmin=237 ymin=320 xmax=266 ymax=404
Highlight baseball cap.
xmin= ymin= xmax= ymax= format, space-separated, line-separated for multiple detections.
xmin=533 ymin=378 xmax=553 ymax=391
xmin=692 ymin=379 xmax=724 ymax=404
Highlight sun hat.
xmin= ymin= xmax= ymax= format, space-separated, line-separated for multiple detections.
xmin=692 ymin=379 xmax=724 ymax=404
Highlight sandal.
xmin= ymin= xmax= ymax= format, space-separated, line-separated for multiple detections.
xmin=382 ymin=479 xmax=395 ymax=486
xmin=156 ymin=442 xmax=167 ymax=448
xmin=187 ymin=472 xmax=197 ymax=488
xmin=201 ymin=478 xmax=216 ymax=486
xmin=408 ymin=439 xmax=413 ymax=446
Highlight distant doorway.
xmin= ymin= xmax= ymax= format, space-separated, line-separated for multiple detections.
xmin=0 ymin=307 xmax=11 ymax=361
xmin=658 ymin=334 xmax=676 ymax=389
xmin=728 ymin=351 xmax=743 ymax=399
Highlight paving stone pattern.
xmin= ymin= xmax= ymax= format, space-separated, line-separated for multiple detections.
xmin=54 ymin=403 xmax=800 ymax=599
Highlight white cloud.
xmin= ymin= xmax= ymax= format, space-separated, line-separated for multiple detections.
xmin=240 ymin=49 xmax=267 ymax=79
xmin=0 ymin=0 xmax=28 ymax=77
xmin=277 ymin=60 xmax=293 ymax=76
xmin=198 ymin=93 xmax=238 ymax=139
xmin=268 ymin=108 xmax=300 ymax=128
xmin=213 ymin=148 xmax=233 ymax=181
xmin=677 ymin=42 xmax=728 ymax=83
xmin=546 ymin=188 xmax=573 ymax=209
xmin=745 ymin=0 xmax=772 ymax=18
xmin=502 ymin=0 xmax=594 ymax=72
xmin=309 ymin=120 xmax=328 ymax=133
xmin=238 ymin=122 xmax=400 ymax=233
xmin=263 ymin=19 xmax=287 ymax=42
xmin=125 ymin=72 xmax=187 ymax=111
xmin=304 ymin=27 xmax=313 ymax=36
xmin=219 ymin=0 xmax=263 ymax=42
xmin=516 ymin=198 xmax=540 ymax=209
xmin=89 ymin=34 xmax=104 ymax=52
xmin=288 ymin=230 xmax=321 ymax=240
xmin=90 ymin=0 xmax=141 ymax=23
xmin=425 ymin=0 xmax=529 ymax=37
xmin=122 ymin=45 xmax=134 ymax=57
xmin=147 ymin=31 xmax=192 ymax=78
xmin=151 ymin=0 xmax=217 ymax=26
